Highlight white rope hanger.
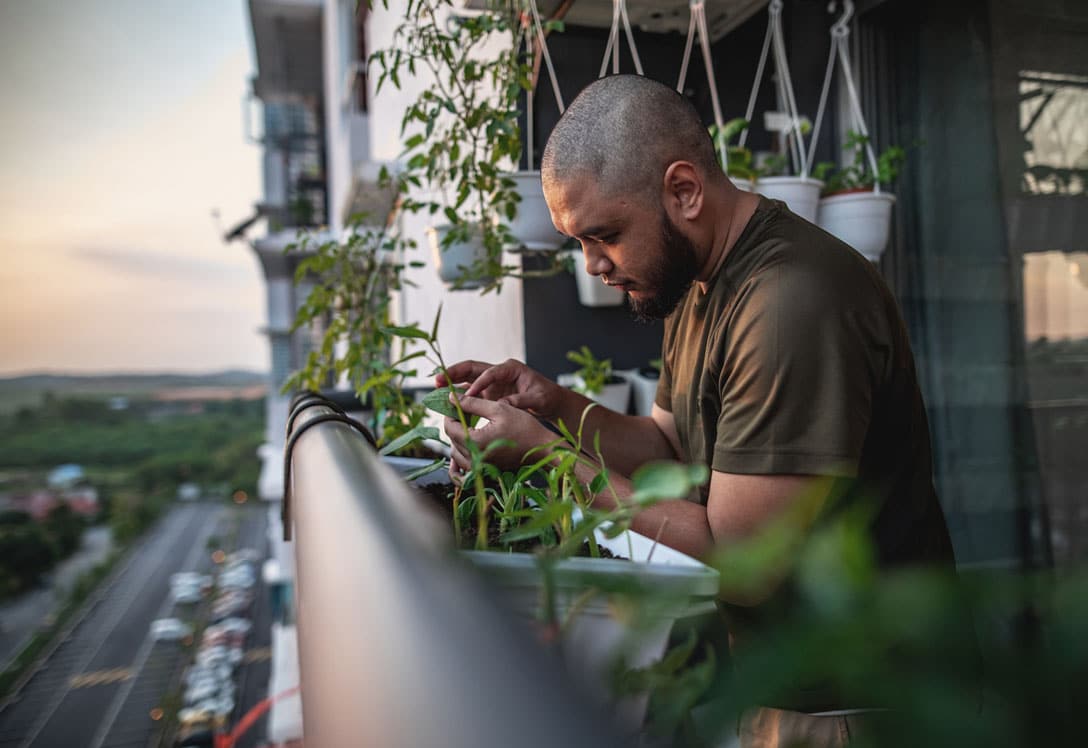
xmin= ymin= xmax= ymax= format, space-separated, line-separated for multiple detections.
xmin=524 ymin=0 xmax=565 ymax=170
xmin=599 ymin=0 xmax=644 ymax=78
xmin=806 ymin=0 xmax=883 ymax=192
xmin=677 ymin=1 xmax=729 ymax=171
xmin=740 ymin=0 xmax=812 ymax=178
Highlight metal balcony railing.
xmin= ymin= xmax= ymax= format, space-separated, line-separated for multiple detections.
xmin=284 ymin=399 xmax=626 ymax=748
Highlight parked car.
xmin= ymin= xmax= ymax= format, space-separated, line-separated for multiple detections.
xmin=150 ymin=618 xmax=192 ymax=642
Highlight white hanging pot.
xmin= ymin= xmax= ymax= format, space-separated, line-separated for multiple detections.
xmin=506 ymin=171 xmax=563 ymax=251
xmin=622 ymin=367 xmax=660 ymax=417
xmin=568 ymin=251 xmax=624 ymax=307
xmin=754 ymin=176 xmax=824 ymax=223
xmin=730 ymin=177 xmax=753 ymax=192
xmin=818 ymin=190 xmax=896 ymax=263
xmin=427 ymin=224 xmax=490 ymax=290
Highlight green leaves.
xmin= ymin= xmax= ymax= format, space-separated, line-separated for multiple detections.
xmin=378 ymin=425 xmax=441 ymax=457
xmin=630 ymin=462 xmax=709 ymax=505
xmin=421 ymin=386 xmax=463 ymax=419
xmin=566 ymin=346 xmax=612 ymax=396
xmin=382 ymin=323 xmax=431 ymax=341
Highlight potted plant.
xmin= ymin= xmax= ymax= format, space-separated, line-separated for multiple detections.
xmin=709 ymin=117 xmax=757 ymax=192
xmin=813 ymin=130 xmax=906 ymax=263
xmin=562 ymin=345 xmax=631 ymax=415
xmin=286 ymin=222 xmax=445 ymax=474
xmin=720 ymin=119 xmax=822 ymax=222
xmin=381 ymin=316 xmax=718 ymax=730
xmin=623 ymin=358 xmax=661 ymax=418
xmin=371 ymin=1 xmax=568 ymax=291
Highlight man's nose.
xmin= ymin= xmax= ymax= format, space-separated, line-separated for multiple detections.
xmin=582 ymin=245 xmax=614 ymax=277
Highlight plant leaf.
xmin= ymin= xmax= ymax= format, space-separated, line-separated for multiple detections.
xmin=383 ymin=324 xmax=431 ymax=341
xmin=630 ymin=462 xmax=710 ymax=504
xmin=422 ymin=386 xmax=464 ymax=418
xmin=378 ymin=425 xmax=440 ymax=456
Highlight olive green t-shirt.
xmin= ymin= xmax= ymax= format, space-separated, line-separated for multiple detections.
xmin=656 ymin=197 xmax=953 ymax=568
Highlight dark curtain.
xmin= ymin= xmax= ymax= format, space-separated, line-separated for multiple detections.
xmin=855 ymin=0 xmax=1055 ymax=568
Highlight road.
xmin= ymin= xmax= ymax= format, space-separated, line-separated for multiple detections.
xmin=0 ymin=526 xmax=113 ymax=669
xmin=0 ymin=501 xmax=271 ymax=748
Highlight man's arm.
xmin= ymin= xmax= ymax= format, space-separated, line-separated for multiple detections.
xmin=550 ymin=391 xmax=681 ymax=476
xmin=446 ymin=396 xmax=826 ymax=604
xmin=440 ymin=359 xmax=678 ymax=476
xmin=570 ymin=459 xmax=827 ymax=604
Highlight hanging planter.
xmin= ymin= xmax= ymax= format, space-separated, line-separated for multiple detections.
xmin=817 ymin=190 xmax=896 ymax=262
xmin=505 ymin=170 xmax=563 ymax=251
xmin=427 ymin=224 xmax=492 ymax=290
xmin=567 ymin=251 xmax=625 ymax=307
xmin=756 ymin=176 xmax=824 ymax=223
xmin=806 ymin=1 xmax=906 ymax=263
xmin=736 ymin=0 xmax=823 ymax=220
xmin=504 ymin=4 xmax=566 ymax=252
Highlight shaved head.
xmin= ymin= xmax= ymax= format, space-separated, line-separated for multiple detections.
xmin=541 ymin=75 xmax=721 ymax=201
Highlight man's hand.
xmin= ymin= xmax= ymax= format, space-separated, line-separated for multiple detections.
xmin=444 ymin=395 xmax=556 ymax=473
xmin=437 ymin=359 xmax=564 ymax=420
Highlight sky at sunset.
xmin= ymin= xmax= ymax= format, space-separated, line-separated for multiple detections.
xmin=0 ymin=0 xmax=265 ymax=376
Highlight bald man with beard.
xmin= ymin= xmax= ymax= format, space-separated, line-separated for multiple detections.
xmin=439 ymin=74 xmax=955 ymax=747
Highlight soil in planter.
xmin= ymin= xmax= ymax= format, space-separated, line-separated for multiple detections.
xmin=413 ymin=480 xmax=620 ymax=559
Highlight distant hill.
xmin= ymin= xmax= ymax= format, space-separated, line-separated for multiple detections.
xmin=0 ymin=371 xmax=269 ymax=413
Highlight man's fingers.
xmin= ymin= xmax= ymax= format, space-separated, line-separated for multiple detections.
xmin=502 ymin=393 xmax=538 ymax=411
xmin=443 ymin=416 xmax=466 ymax=444
xmin=464 ymin=360 xmax=521 ymax=397
xmin=450 ymin=445 xmax=471 ymax=472
xmin=455 ymin=394 xmax=505 ymax=420
xmin=437 ymin=360 xmax=493 ymax=387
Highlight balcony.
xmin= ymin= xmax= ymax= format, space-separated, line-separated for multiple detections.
xmin=249 ymin=0 xmax=324 ymax=102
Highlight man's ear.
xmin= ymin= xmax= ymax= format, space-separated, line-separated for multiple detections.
xmin=662 ymin=161 xmax=704 ymax=222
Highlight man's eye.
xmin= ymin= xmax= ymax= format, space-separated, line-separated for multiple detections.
xmin=597 ymin=234 xmax=618 ymax=245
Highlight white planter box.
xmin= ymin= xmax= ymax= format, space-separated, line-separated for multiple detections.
xmin=465 ymin=528 xmax=719 ymax=730
xmin=507 ymin=171 xmax=564 ymax=251
xmin=427 ymin=224 xmax=489 ymax=289
xmin=620 ymin=367 xmax=660 ymax=417
xmin=817 ymin=191 xmax=896 ymax=263
xmin=755 ymin=176 xmax=824 ymax=223
xmin=558 ymin=373 xmax=632 ymax=414
xmin=387 ymin=458 xmax=720 ymax=731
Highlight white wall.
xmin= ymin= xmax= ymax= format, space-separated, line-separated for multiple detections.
xmin=366 ymin=1 xmax=526 ymax=374
xmin=323 ymin=0 xmax=354 ymax=233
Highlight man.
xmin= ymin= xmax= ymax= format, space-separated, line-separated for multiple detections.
xmin=438 ymin=75 xmax=955 ymax=746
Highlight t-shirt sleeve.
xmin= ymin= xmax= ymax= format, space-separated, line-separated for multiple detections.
xmin=712 ymin=263 xmax=884 ymax=477
xmin=654 ymin=318 xmax=676 ymax=412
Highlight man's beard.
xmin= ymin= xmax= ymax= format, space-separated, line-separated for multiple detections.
xmin=628 ymin=211 xmax=700 ymax=322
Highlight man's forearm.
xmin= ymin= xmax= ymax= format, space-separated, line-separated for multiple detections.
xmin=552 ymin=388 xmax=676 ymax=476
xmin=570 ymin=456 xmax=714 ymax=559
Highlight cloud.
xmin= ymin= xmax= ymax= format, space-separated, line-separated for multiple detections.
xmin=69 ymin=246 xmax=252 ymax=283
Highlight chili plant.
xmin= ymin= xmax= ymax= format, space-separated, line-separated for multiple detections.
xmin=285 ymin=221 xmax=432 ymax=452
xmin=370 ymin=0 xmax=531 ymax=293
xmin=812 ymin=129 xmax=907 ymax=195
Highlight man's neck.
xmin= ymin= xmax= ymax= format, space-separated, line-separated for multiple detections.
xmin=695 ymin=187 xmax=761 ymax=292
